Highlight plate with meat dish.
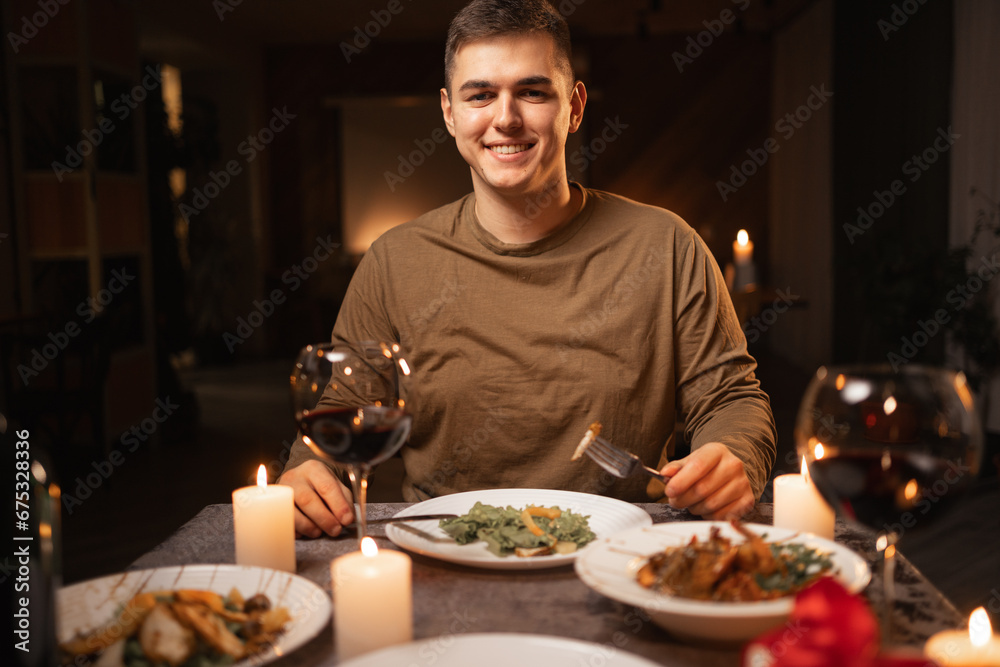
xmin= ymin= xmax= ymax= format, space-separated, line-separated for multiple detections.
xmin=574 ymin=521 xmax=871 ymax=644
xmin=56 ymin=565 xmax=332 ymax=666
xmin=385 ymin=488 xmax=652 ymax=570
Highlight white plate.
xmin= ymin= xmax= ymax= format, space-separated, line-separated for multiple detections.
xmin=57 ymin=565 xmax=332 ymax=666
xmin=339 ymin=633 xmax=663 ymax=666
xmin=385 ymin=488 xmax=653 ymax=570
xmin=574 ymin=522 xmax=871 ymax=644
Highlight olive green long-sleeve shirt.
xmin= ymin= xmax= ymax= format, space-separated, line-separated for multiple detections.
xmin=285 ymin=185 xmax=776 ymax=502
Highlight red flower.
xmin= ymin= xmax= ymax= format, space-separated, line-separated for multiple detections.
xmin=741 ymin=578 xmax=939 ymax=667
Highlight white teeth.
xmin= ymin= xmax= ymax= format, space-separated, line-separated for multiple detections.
xmin=489 ymin=144 xmax=530 ymax=154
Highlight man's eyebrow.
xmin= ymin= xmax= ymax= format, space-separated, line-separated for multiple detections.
xmin=457 ymin=75 xmax=555 ymax=92
xmin=458 ymin=79 xmax=494 ymax=92
xmin=517 ymin=75 xmax=553 ymax=87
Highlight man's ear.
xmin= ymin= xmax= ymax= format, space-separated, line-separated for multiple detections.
xmin=441 ymin=88 xmax=456 ymax=137
xmin=568 ymin=81 xmax=587 ymax=134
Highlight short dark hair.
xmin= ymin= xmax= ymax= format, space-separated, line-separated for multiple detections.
xmin=444 ymin=0 xmax=574 ymax=95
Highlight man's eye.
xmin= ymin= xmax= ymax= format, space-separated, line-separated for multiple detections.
xmin=468 ymin=92 xmax=491 ymax=102
xmin=524 ymin=90 xmax=545 ymax=98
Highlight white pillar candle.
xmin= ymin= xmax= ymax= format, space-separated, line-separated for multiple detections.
xmin=773 ymin=457 xmax=836 ymax=540
xmin=331 ymin=537 xmax=412 ymax=661
xmin=232 ymin=465 xmax=296 ymax=572
xmin=926 ymin=608 xmax=1000 ymax=666
xmin=733 ymin=229 xmax=754 ymax=265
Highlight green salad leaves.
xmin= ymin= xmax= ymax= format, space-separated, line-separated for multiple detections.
xmin=438 ymin=501 xmax=596 ymax=557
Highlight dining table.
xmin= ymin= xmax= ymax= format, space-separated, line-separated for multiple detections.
xmin=128 ymin=501 xmax=964 ymax=666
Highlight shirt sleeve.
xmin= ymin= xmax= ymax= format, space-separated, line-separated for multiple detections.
xmin=671 ymin=230 xmax=777 ymax=500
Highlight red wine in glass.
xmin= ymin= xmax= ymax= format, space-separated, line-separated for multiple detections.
xmin=795 ymin=364 xmax=982 ymax=645
xmin=291 ymin=341 xmax=413 ymax=545
xmin=297 ymin=406 xmax=412 ymax=467
xmin=807 ymin=448 xmax=976 ymax=533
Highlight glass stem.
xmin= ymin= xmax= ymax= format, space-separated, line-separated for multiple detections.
xmin=347 ymin=466 xmax=370 ymax=548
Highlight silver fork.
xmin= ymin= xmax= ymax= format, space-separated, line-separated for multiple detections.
xmin=576 ymin=428 xmax=667 ymax=482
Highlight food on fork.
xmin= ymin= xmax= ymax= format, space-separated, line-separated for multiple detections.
xmin=636 ymin=520 xmax=834 ymax=602
xmin=59 ymin=588 xmax=291 ymax=666
xmin=571 ymin=421 xmax=602 ymax=461
xmin=439 ymin=501 xmax=596 ymax=557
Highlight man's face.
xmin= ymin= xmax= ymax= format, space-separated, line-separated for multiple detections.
xmin=441 ymin=32 xmax=585 ymax=202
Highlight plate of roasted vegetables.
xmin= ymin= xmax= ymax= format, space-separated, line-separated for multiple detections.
xmin=385 ymin=488 xmax=652 ymax=570
xmin=57 ymin=565 xmax=331 ymax=666
xmin=574 ymin=521 xmax=870 ymax=644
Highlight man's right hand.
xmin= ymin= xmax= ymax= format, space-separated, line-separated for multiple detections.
xmin=277 ymin=460 xmax=355 ymax=538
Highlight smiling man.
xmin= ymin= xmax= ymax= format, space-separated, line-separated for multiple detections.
xmin=280 ymin=0 xmax=777 ymax=538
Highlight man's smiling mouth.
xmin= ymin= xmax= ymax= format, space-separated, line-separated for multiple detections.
xmin=487 ymin=144 xmax=534 ymax=155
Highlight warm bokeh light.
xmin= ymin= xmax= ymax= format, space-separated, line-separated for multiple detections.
xmin=883 ymin=396 xmax=897 ymax=415
xmin=399 ymin=359 xmax=411 ymax=376
xmin=835 ymin=374 xmax=846 ymax=390
xmin=737 ymin=229 xmax=750 ymax=246
xmin=361 ymin=536 xmax=379 ymax=557
xmin=814 ymin=441 xmax=826 ymax=460
xmin=256 ymin=464 xmax=268 ymax=488
xmin=954 ymin=372 xmax=976 ymax=412
xmin=903 ymin=479 xmax=918 ymax=501
xmin=970 ymin=607 xmax=992 ymax=647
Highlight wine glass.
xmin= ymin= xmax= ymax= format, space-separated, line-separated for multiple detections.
xmin=290 ymin=341 xmax=413 ymax=545
xmin=794 ymin=364 xmax=983 ymax=643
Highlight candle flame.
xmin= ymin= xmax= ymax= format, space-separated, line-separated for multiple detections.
xmin=814 ymin=442 xmax=826 ymax=460
xmin=970 ymin=607 xmax=992 ymax=647
xmin=737 ymin=229 xmax=749 ymax=246
xmin=883 ymin=396 xmax=897 ymax=415
xmin=800 ymin=456 xmax=810 ymax=481
xmin=361 ymin=536 xmax=379 ymax=557
xmin=256 ymin=464 xmax=268 ymax=488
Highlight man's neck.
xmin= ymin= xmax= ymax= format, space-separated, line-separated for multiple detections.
xmin=473 ymin=180 xmax=581 ymax=244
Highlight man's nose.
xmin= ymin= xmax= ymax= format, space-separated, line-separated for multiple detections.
xmin=493 ymin=94 xmax=522 ymax=132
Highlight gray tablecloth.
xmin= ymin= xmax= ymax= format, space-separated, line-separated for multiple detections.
xmin=130 ymin=503 xmax=963 ymax=666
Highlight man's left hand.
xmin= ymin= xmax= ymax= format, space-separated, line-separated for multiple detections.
xmin=660 ymin=442 xmax=755 ymax=520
